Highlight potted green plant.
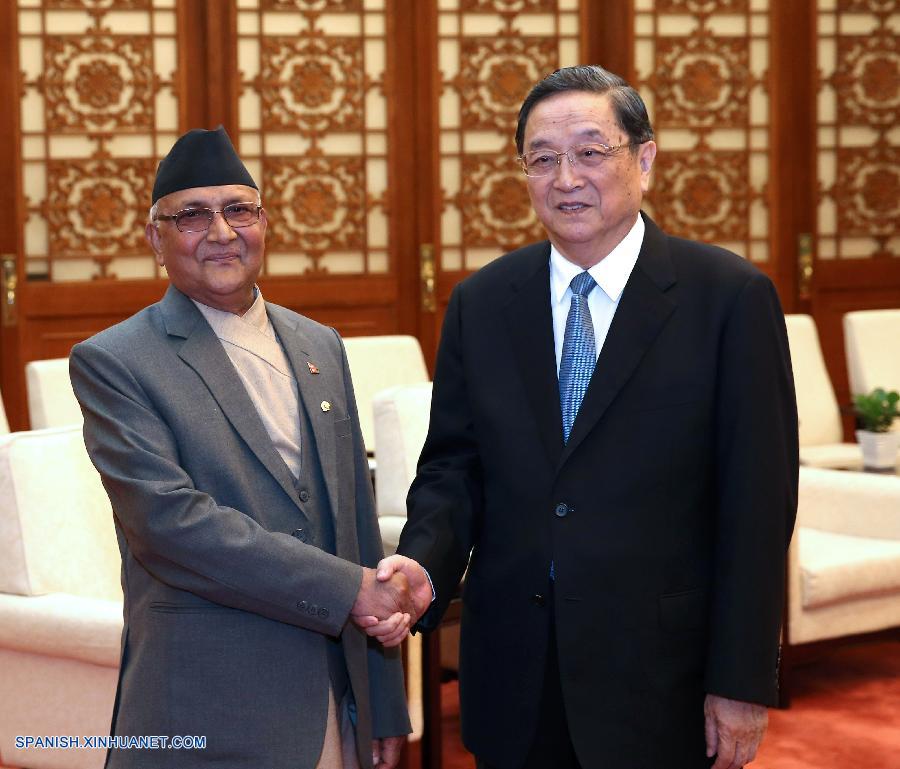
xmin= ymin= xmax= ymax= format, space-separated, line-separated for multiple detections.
xmin=852 ymin=387 xmax=900 ymax=470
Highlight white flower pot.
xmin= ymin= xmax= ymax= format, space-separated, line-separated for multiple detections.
xmin=856 ymin=430 xmax=900 ymax=471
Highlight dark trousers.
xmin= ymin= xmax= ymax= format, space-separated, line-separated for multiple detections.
xmin=477 ymin=590 xmax=582 ymax=769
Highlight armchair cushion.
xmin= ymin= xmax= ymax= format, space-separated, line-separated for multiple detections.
xmin=844 ymin=309 xmax=900 ymax=434
xmin=25 ymin=357 xmax=83 ymax=430
xmin=343 ymin=336 xmax=429 ymax=454
xmin=843 ymin=308 xmax=900 ymax=396
xmin=373 ymin=382 xmax=433 ymax=520
xmin=785 ymin=314 xmax=844 ymax=447
xmin=0 ymin=426 xmax=120 ymax=601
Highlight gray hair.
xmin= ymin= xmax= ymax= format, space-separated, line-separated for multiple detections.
xmin=515 ymin=65 xmax=654 ymax=155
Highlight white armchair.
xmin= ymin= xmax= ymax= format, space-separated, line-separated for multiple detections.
xmin=343 ymin=335 xmax=429 ymax=457
xmin=844 ymin=309 xmax=900 ymax=433
xmin=372 ymin=383 xmax=461 ymax=667
xmin=0 ymin=426 xmax=121 ymax=769
xmin=25 ymin=357 xmax=83 ymax=430
xmin=372 ymin=382 xmax=433 ymax=556
xmin=782 ymin=467 xmax=900 ymax=705
xmin=785 ymin=314 xmax=864 ymax=469
xmin=372 ymin=382 xmax=451 ymax=755
xmin=785 ymin=466 xmax=900 ymax=657
xmin=0 ymin=420 xmax=430 ymax=769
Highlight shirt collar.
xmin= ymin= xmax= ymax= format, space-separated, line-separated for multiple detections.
xmin=549 ymin=214 xmax=645 ymax=305
xmin=191 ymin=285 xmax=273 ymax=340
xmin=240 ymin=286 xmax=270 ymax=335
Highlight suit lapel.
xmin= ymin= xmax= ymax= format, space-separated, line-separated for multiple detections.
xmin=267 ymin=306 xmax=342 ymax=527
xmin=160 ymin=287 xmax=304 ymax=510
xmin=558 ymin=215 xmax=677 ymax=469
xmin=502 ymin=242 xmax=565 ymax=467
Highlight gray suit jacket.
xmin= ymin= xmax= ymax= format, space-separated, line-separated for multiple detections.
xmin=70 ymin=286 xmax=409 ymax=769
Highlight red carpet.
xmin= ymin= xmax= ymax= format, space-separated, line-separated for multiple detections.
xmin=440 ymin=641 xmax=900 ymax=769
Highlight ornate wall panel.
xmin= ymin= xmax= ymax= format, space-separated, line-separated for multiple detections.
xmin=18 ymin=0 xmax=179 ymax=281
xmin=236 ymin=0 xmax=390 ymax=276
xmin=634 ymin=0 xmax=771 ymax=262
xmin=436 ymin=0 xmax=582 ymax=272
xmin=817 ymin=0 xmax=899 ymax=261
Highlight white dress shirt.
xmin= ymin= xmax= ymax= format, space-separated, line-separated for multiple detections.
xmin=550 ymin=214 xmax=645 ymax=372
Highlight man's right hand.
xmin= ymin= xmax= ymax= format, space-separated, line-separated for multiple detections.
xmin=350 ymin=568 xmax=413 ymax=647
xmin=377 ymin=555 xmax=433 ymax=622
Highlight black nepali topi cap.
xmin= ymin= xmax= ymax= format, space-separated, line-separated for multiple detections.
xmin=152 ymin=125 xmax=257 ymax=203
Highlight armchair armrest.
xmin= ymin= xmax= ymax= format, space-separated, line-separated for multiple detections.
xmin=798 ymin=467 xmax=900 ymax=540
xmin=0 ymin=592 xmax=122 ymax=668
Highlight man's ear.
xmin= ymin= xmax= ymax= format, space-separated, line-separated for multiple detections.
xmin=258 ymin=206 xmax=268 ymax=235
xmin=145 ymin=221 xmax=165 ymax=267
xmin=639 ymin=141 xmax=657 ymax=173
xmin=639 ymin=141 xmax=657 ymax=192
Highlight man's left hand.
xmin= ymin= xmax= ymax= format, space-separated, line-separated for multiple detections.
xmin=352 ymin=611 xmax=411 ymax=647
xmin=372 ymin=735 xmax=405 ymax=769
xmin=704 ymin=693 xmax=768 ymax=769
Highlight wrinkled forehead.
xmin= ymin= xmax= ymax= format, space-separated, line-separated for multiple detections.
xmin=156 ymin=184 xmax=259 ymax=211
xmin=524 ymin=91 xmax=621 ymax=149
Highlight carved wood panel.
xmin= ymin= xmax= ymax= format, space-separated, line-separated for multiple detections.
xmin=816 ymin=0 xmax=899 ymax=261
xmin=17 ymin=0 xmax=179 ymax=281
xmin=435 ymin=0 xmax=582 ymax=273
xmin=634 ymin=0 xmax=771 ymax=263
xmin=236 ymin=0 xmax=390 ymax=277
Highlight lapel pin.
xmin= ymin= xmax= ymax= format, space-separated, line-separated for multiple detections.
xmin=320 ymin=401 xmax=331 ymax=412
xmin=307 ymin=361 xmax=320 ymax=374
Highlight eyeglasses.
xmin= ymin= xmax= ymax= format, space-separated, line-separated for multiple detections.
xmin=154 ymin=203 xmax=261 ymax=233
xmin=518 ymin=143 xmax=636 ymax=177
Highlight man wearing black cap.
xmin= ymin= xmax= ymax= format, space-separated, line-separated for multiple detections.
xmin=69 ymin=127 xmax=412 ymax=769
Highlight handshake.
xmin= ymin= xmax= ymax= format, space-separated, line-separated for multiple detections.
xmin=349 ymin=555 xmax=432 ymax=647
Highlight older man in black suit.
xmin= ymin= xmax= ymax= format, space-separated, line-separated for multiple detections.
xmin=368 ymin=66 xmax=798 ymax=769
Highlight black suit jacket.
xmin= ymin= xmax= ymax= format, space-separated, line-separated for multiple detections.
xmin=397 ymin=215 xmax=798 ymax=768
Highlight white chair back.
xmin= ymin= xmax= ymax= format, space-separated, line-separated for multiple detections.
xmin=843 ymin=308 xmax=900 ymax=396
xmin=25 ymin=357 xmax=83 ymax=430
xmin=372 ymin=382 xmax=433 ymax=519
xmin=0 ymin=426 xmax=120 ymax=602
xmin=785 ymin=314 xmax=843 ymax=446
xmin=343 ymin=335 xmax=429 ymax=453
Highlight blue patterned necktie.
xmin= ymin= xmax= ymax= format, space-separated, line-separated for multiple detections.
xmin=559 ymin=271 xmax=597 ymax=443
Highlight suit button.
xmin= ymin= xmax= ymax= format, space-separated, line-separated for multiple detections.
xmin=554 ymin=503 xmax=569 ymax=518
xmin=299 ymin=489 xmax=310 ymax=503
xmin=531 ymin=594 xmax=546 ymax=607
xmin=291 ymin=528 xmax=308 ymax=543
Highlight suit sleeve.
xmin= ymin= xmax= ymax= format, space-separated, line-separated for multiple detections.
xmin=704 ymin=272 xmax=799 ymax=706
xmin=397 ymin=286 xmax=484 ymax=630
xmin=333 ymin=330 xmax=412 ymax=738
xmin=69 ymin=339 xmax=364 ymax=637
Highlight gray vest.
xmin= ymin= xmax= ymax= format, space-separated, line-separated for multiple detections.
xmin=294 ymin=392 xmax=350 ymax=701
